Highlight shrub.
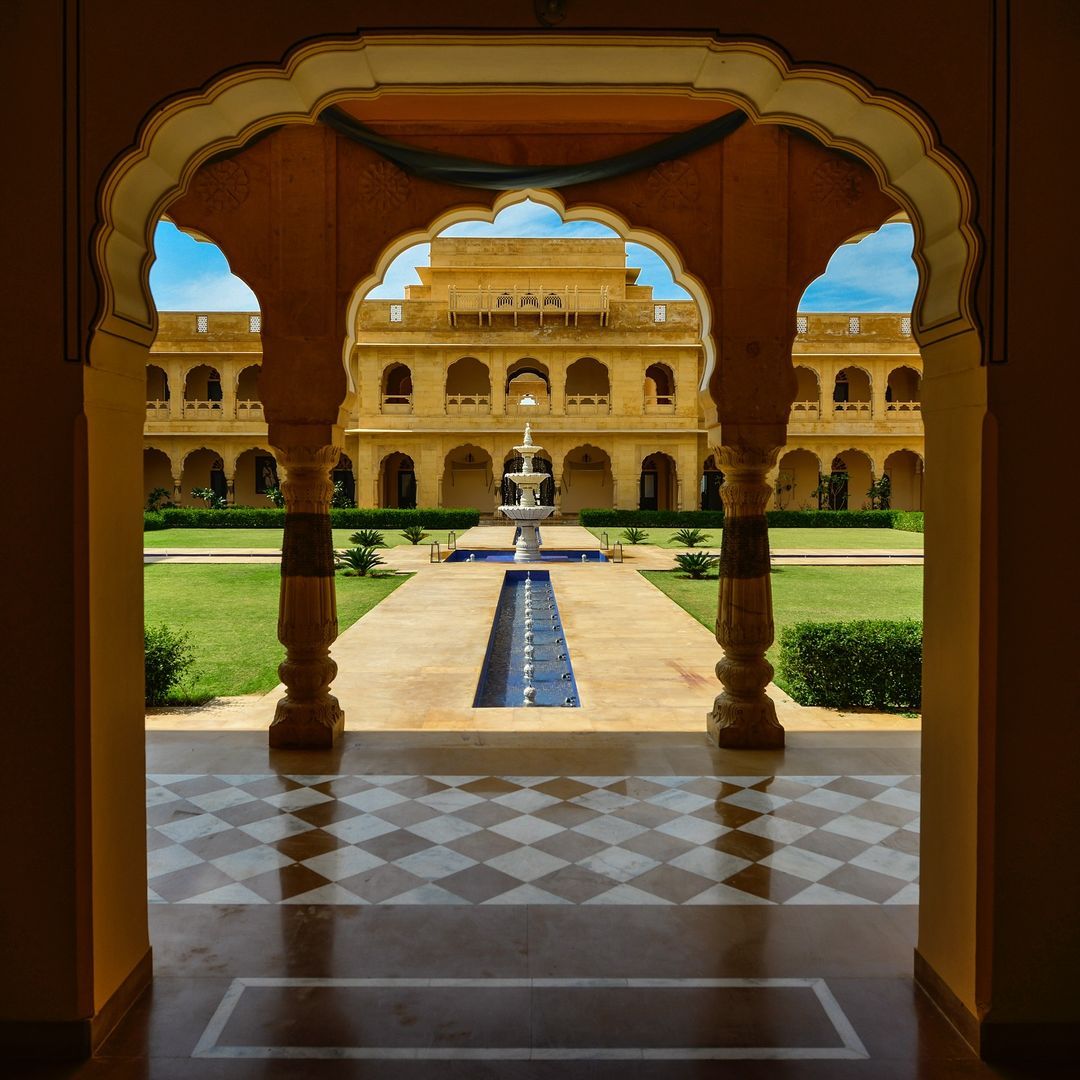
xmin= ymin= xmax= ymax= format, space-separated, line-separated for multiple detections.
xmin=146 ymin=487 xmax=172 ymax=511
xmin=349 ymin=529 xmax=386 ymax=548
xmin=892 ymin=511 xmax=924 ymax=533
xmin=778 ymin=620 xmax=922 ymax=710
xmin=264 ymin=486 xmax=285 ymax=508
xmin=148 ymin=507 xmax=480 ymax=530
xmin=620 ymin=526 xmax=649 ymax=545
xmin=143 ymin=510 xmax=168 ymax=531
xmin=674 ymin=552 xmax=719 ymax=578
xmin=580 ymin=509 xmax=725 ymax=528
xmin=765 ymin=509 xmax=899 ymax=528
xmin=144 ymin=624 xmax=196 ymax=705
xmin=672 ymin=527 xmax=711 ymax=548
xmin=335 ymin=546 xmax=385 ymax=576
xmin=190 ymin=486 xmax=227 ymax=509
xmin=331 ymin=480 xmax=355 ymax=509
xmin=402 ymin=524 xmax=429 ymax=544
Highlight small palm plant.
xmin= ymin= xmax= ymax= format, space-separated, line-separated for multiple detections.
xmin=402 ymin=524 xmax=429 ymax=545
xmin=620 ymin=526 xmax=649 ymax=545
xmin=349 ymin=529 xmax=386 ymax=548
xmin=335 ymin=546 xmax=385 ymax=576
xmin=674 ymin=551 xmax=719 ymax=579
xmin=672 ymin=527 xmax=712 ymax=548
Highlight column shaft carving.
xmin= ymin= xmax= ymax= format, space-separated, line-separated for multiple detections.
xmin=268 ymin=443 xmax=345 ymax=749
xmin=707 ymin=444 xmax=786 ymax=749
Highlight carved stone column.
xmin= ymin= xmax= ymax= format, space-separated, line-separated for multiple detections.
xmin=707 ymin=444 xmax=786 ymax=749
xmin=268 ymin=443 xmax=345 ymax=749
xmin=171 ymin=474 xmax=183 ymax=504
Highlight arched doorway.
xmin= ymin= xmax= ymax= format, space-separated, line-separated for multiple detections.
xmin=564 ymin=357 xmax=610 ymax=415
xmin=701 ymin=453 xmax=724 ymax=511
xmin=640 ymin=452 xmax=677 ymax=511
xmin=887 ymin=365 xmax=923 ymax=413
xmin=379 ymin=452 xmax=416 ymax=509
xmin=502 ymin=449 xmax=554 ymax=507
xmin=775 ymin=449 xmax=821 ymax=510
xmin=145 ymin=365 xmax=169 ymax=419
xmin=445 ymin=357 xmax=491 ymax=414
xmin=182 ymin=364 xmax=222 ymax=417
xmin=561 ymin=445 xmax=612 ymax=513
xmin=792 ymin=366 xmax=821 ymax=419
xmin=832 ymin=367 xmax=872 ymax=417
xmin=442 ymin=445 xmax=492 ymax=509
xmin=886 ymin=449 xmax=924 ymax=510
xmin=822 ymin=449 xmax=874 ymax=511
xmin=506 ymin=360 xmax=550 ymax=414
xmin=143 ymin=448 xmax=173 ymax=507
xmin=180 ymin=448 xmax=227 ymax=507
xmin=333 ymin=453 xmax=356 ymax=507
xmin=233 ymin=447 xmax=275 ymax=506
xmin=381 ymin=363 xmax=413 ymax=413
xmin=235 ymin=364 xmax=262 ymax=421
xmin=644 ymin=363 xmax=676 ymax=413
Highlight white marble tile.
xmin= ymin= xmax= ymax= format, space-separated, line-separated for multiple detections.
xmin=145 ymin=786 xmax=183 ymax=808
xmin=571 ymin=815 xmax=647 ymax=845
xmin=358 ymin=775 xmax=414 ymax=787
xmin=872 ymin=787 xmax=921 ymax=812
xmin=157 ymin=813 xmax=231 ymax=844
xmin=263 ymin=787 xmax=333 ymax=812
xmin=716 ymin=776 xmax=768 ymax=788
xmin=668 ymin=848 xmax=750 ymax=883
xmin=406 ymin=814 xmax=481 ymax=845
xmin=785 ymin=883 xmax=875 ymax=905
xmin=187 ymin=787 xmax=258 ymax=813
xmin=491 ymin=789 xmax=561 ymax=813
xmin=486 ymin=846 xmax=569 ymax=883
xmin=849 ymin=844 xmax=920 ymax=882
xmin=238 ymin=814 xmax=314 ymax=843
xmin=852 ymin=775 xmax=910 ymax=787
xmin=214 ymin=774 xmax=272 ymax=785
xmin=821 ymin=815 xmax=898 ymax=844
xmin=393 ymin=845 xmax=476 ymax=880
xmin=211 ymin=845 xmax=293 ymax=881
xmin=722 ymin=789 xmax=791 ymax=814
xmin=570 ymin=789 xmax=638 ymax=813
xmin=759 ymin=846 xmax=843 ymax=883
xmin=584 ymin=884 xmax=673 ymax=905
xmin=780 ymin=776 xmax=840 ymax=787
xmin=738 ymin=816 xmax=815 ymax=844
xmin=147 ymin=843 xmax=203 ymax=879
xmin=482 ymin=883 xmax=571 ymax=905
xmin=577 ymin=846 xmax=660 ymax=883
xmin=416 ymin=788 xmax=486 ymax=813
xmin=425 ymin=776 xmax=487 ymax=787
xmin=300 ymin=847 xmax=386 ymax=882
xmin=177 ymin=883 xmax=269 ymax=905
xmin=654 ymin=815 xmax=728 ymax=845
xmin=568 ymin=776 xmax=627 ymax=787
xmin=384 ymin=884 xmax=471 ymax=905
xmin=499 ymin=776 xmax=558 ymax=788
xmin=281 ymin=883 xmax=367 ymax=905
xmin=638 ymin=776 xmax=703 ymax=788
xmin=796 ymin=788 xmax=865 ymax=813
xmin=491 ymin=814 xmax=566 ymax=845
xmin=885 ymin=883 xmax=920 ymax=905
xmin=902 ymin=817 xmax=921 ymax=833
xmin=645 ymin=789 xmax=714 ymax=813
xmin=147 ymin=773 xmax=202 ymax=785
xmin=684 ymin=883 xmax=774 ymax=905
xmin=323 ymin=814 xmax=399 ymax=844
xmin=282 ymin=774 xmax=343 ymax=786
xmin=339 ymin=788 xmax=408 ymax=813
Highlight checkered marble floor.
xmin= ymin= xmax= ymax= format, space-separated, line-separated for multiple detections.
xmin=146 ymin=773 xmax=920 ymax=906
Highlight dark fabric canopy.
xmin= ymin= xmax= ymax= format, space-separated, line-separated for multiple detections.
xmin=318 ymin=106 xmax=748 ymax=190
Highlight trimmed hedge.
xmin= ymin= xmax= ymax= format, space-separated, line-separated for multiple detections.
xmin=579 ymin=508 xmax=924 ymax=530
xmin=778 ymin=620 xmax=922 ymax=711
xmin=145 ymin=507 xmax=480 ymax=530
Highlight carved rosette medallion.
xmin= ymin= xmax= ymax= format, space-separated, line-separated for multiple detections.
xmin=811 ymin=158 xmax=864 ymax=208
xmin=194 ymin=160 xmax=250 ymax=213
xmin=359 ymin=161 xmax=410 ymax=212
xmin=644 ymin=160 xmax=699 ymax=208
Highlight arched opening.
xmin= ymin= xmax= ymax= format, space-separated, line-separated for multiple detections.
xmin=561 ymin=445 xmax=612 ymax=513
xmin=564 ymin=357 xmax=611 ymax=415
xmin=379 ymin=452 xmax=416 ymax=509
xmin=445 ymin=357 xmax=491 ymax=415
xmin=640 ymin=452 xmax=677 ymax=511
xmin=644 ymin=362 xmax=676 ymax=413
xmin=180 ymin=447 xmax=227 ymax=507
xmin=832 ymin=367 xmax=872 ymax=416
xmin=701 ymin=453 xmax=725 ymax=511
xmin=143 ymin=448 xmax=173 ymax=508
xmin=886 ymin=449 xmax=924 ymax=511
xmin=506 ymin=360 xmax=550 ymax=414
xmin=791 ymin=366 xmax=821 ymax=419
xmin=821 ymin=449 xmax=875 ymax=511
xmin=145 ymin=365 xmax=170 ymax=419
xmin=887 ymin=365 xmax=923 ymax=412
xmin=442 ymin=445 xmax=492 ymax=510
xmin=333 ymin=453 xmax=356 ymax=507
xmin=381 ymin=363 xmax=413 ymax=414
xmin=182 ymin=364 xmax=222 ymax=418
xmin=232 ymin=447 xmax=275 ymax=507
xmin=235 ymin=364 xmax=263 ymax=421
xmin=775 ymin=449 xmax=822 ymax=511
xmin=501 ymin=448 xmax=554 ymax=508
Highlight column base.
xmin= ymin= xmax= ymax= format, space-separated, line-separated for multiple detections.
xmin=269 ymin=695 xmax=345 ymax=749
xmin=707 ymin=694 xmax=785 ymax=749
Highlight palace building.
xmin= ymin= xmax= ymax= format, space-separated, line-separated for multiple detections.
xmin=144 ymin=236 xmax=923 ymax=514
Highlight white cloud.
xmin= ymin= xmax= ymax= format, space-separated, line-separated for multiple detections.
xmin=152 ymin=270 xmax=259 ymax=312
xmin=799 ymin=223 xmax=916 ymax=312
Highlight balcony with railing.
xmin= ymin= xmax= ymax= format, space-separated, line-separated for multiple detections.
xmin=445 ymin=393 xmax=491 ymax=415
xmin=791 ymin=400 xmax=821 ymax=420
xmin=644 ymin=394 xmax=676 ymax=415
xmin=507 ymin=393 xmax=551 ymax=415
xmin=832 ymin=401 xmax=873 ymax=418
xmin=146 ymin=399 xmax=170 ymax=420
xmin=448 ymin=285 xmax=610 ymax=326
xmin=183 ymin=399 xmax=224 ymax=418
xmin=236 ymin=400 xmax=264 ymax=421
xmin=564 ymin=394 xmax=611 ymax=416
xmin=380 ymin=394 xmax=413 ymax=414
xmin=885 ymin=400 xmax=922 ymax=414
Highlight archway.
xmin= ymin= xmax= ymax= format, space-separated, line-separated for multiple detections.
xmin=379 ymin=452 xmax=416 ymax=509
xmin=182 ymin=364 xmax=222 ymax=418
xmin=506 ymin=360 xmax=550 ymax=414
xmin=775 ymin=449 xmax=821 ymax=510
xmin=887 ymin=365 xmax=923 ymax=412
xmin=143 ymin=448 xmax=173 ymax=507
xmin=442 ymin=445 xmax=493 ymax=510
xmin=561 ymin=445 xmax=612 ymax=513
xmin=640 ymin=452 xmax=677 ymax=511
xmin=564 ymin=357 xmax=610 ymax=415
xmin=644 ymin=362 xmax=676 ymax=413
xmin=231 ymin=447 xmax=275 ymax=507
xmin=792 ymin=366 xmax=821 ymax=419
xmin=235 ymin=364 xmax=263 ymax=421
xmin=179 ymin=448 xmax=227 ymax=507
xmin=381 ymin=363 xmax=413 ymax=413
xmin=700 ymin=453 xmax=725 ymax=511
xmin=823 ymin=449 xmax=875 ymax=511
xmin=445 ymin=357 xmax=491 ymax=414
xmin=145 ymin=365 xmax=170 ymax=419
xmin=832 ymin=366 xmax=872 ymax=417
xmin=502 ymin=448 xmax=553 ymax=507
xmin=333 ymin=453 xmax=356 ymax=507
xmin=886 ymin=449 xmax=924 ymax=510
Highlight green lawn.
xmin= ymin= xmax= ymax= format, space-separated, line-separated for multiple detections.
xmin=592 ymin=527 xmax=924 ymax=550
xmin=144 ymin=564 xmax=410 ymax=703
xmin=640 ymin=566 xmax=924 ymax=688
xmin=143 ymin=528 xmax=457 ymax=550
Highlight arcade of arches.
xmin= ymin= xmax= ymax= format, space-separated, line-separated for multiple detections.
xmin=7 ymin=14 xmax=1078 ymax=1072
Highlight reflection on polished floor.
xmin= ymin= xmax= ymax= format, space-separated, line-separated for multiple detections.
xmin=25 ymin=731 xmax=1042 ymax=1077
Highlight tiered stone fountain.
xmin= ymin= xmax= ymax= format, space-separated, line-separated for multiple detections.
xmin=499 ymin=423 xmax=555 ymax=562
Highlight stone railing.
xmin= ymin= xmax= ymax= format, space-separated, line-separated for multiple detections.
xmin=146 ymin=399 xmax=169 ymax=418
xmin=790 ymin=400 xmax=821 ymax=419
xmin=380 ymin=394 xmax=413 ymax=414
xmin=182 ymin=399 xmax=223 ymax=418
xmin=832 ymin=401 xmax=872 ymax=417
xmin=565 ymin=393 xmax=610 ymax=415
xmin=644 ymin=394 xmax=676 ymax=415
xmin=445 ymin=393 xmax=491 ymax=415
xmin=507 ymin=394 xmax=550 ymax=415
xmin=886 ymin=400 xmax=922 ymax=413
xmin=236 ymin=400 xmax=264 ymax=421
xmin=448 ymin=284 xmax=609 ymax=326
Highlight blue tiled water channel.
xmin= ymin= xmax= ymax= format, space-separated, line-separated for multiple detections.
xmin=447 ymin=549 xmax=606 ymax=563
xmin=473 ymin=571 xmax=580 ymax=708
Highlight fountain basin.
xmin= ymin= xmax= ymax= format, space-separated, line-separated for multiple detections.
xmin=447 ymin=549 xmax=607 ymax=563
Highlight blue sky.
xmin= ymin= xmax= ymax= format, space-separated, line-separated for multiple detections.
xmin=150 ymin=201 xmax=916 ymax=313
